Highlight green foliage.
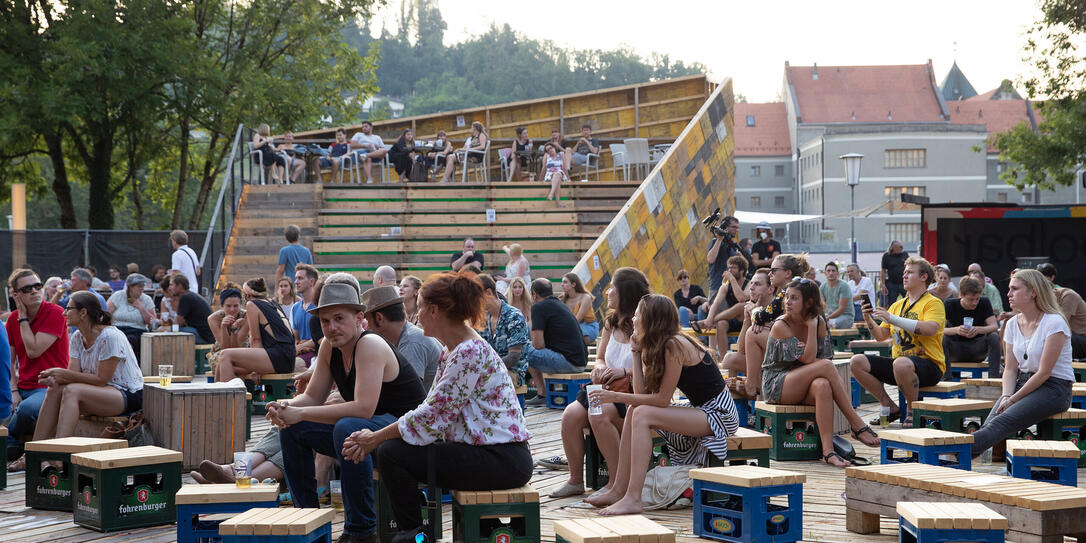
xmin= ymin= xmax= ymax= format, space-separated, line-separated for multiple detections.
xmin=993 ymin=0 xmax=1086 ymax=190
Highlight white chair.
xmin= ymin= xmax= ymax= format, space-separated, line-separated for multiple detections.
xmin=248 ymin=143 xmax=267 ymax=185
xmin=380 ymin=143 xmax=393 ymax=183
xmin=572 ymin=150 xmax=600 ymax=182
xmin=649 ymin=143 xmax=672 ymax=168
xmin=339 ymin=151 xmax=362 ymax=184
xmin=459 ymin=139 xmax=491 ymax=183
xmin=623 ymin=138 xmax=651 ymax=179
xmin=609 ymin=143 xmax=629 ymax=181
xmin=247 ymin=144 xmax=292 ymax=185
xmin=498 ymin=148 xmax=514 ymax=182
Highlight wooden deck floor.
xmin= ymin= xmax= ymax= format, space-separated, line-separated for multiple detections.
xmin=0 ymin=399 xmax=1025 ymax=543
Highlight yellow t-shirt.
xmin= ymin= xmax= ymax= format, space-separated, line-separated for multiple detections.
xmin=881 ymin=292 xmax=946 ymax=372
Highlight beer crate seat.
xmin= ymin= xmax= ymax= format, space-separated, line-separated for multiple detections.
xmin=218 ymin=507 xmax=335 ymax=543
xmin=1005 ymin=440 xmax=1079 ymax=487
xmin=143 ymin=382 xmax=249 ymax=470
xmin=726 ymin=378 xmax=754 ymax=428
xmin=962 ymin=378 xmax=1002 ymax=401
xmin=947 ymin=361 xmax=988 ymax=381
xmin=140 ymin=331 xmax=196 ymax=376
xmin=175 ymin=483 xmax=279 ymax=543
xmin=452 ymin=486 xmax=540 ymax=543
xmin=373 ymin=469 xmax=443 ymax=543
xmin=245 ymin=373 xmax=297 ymax=415
xmin=195 ymin=344 xmax=214 ymax=375
xmin=0 ymin=426 xmax=6 ymax=490
xmin=73 ymin=414 xmax=130 ymax=438
xmin=1035 ymin=408 xmax=1086 ymax=467
xmin=845 ymin=463 xmax=1086 ymax=542
xmin=689 ymin=465 xmax=805 ymax=543
xmin=879 ymin=429 xmax=973 ymax=470
xmin=830 ymin=328 xmax=861 ymax=352
xmin=912 ymin=398 xmax=994 ymax=433
xmin=24 ymin=437 xmax=127 ymax=511
xmin=1073 ymin=383 xmax=1086 ymax=408
xmin=855 ymin=322 xmax=872 ymax=339
xmin=553 ymin=515 xmax=675 ymax=543
xmin=897 ymin=502 xmax=1006 ymax=543
xmin=541 ymin=372 xmax=591 ymax=409
xmin=70 ymin=445 xmax=183 ymax=532
xmin=753 ymin=402 xmax=820 ymax=461
xmin=897 ymin=382 xmax=966 ymax=417
xmin=848 ymin=339 xmax=891 ymax=358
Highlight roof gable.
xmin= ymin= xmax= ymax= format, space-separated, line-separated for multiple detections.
xmin=786 ymin=63 xmax=947 ymax=123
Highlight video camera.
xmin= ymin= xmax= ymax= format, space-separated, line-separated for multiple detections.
xmin=701 ymin=208 xmax=728 ymax=238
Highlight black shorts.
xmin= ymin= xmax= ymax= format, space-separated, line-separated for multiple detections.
xmin=121 ymin=388 xmax=143 ymax=414
xmin=575 ymin=387 xmax=627 ymax=418
xmin=864 ymin=355 xmax=943 ymax=388
xmin=267 ymin=343 xmax=297 ymax=374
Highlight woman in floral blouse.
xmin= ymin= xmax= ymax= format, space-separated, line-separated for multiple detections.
xmin=348 ymin=270 xmax=532 ymax=543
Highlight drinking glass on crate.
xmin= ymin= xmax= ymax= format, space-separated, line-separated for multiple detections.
xmin=159 ymin=364 xmax=173 ymax=387
xmin=234 ymin=452 xmax=252 ymax=488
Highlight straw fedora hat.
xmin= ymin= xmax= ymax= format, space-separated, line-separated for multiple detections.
xmin=360 ymin=286 xmax=404 ymax=313
xmin=307 ymin=282 xmax=366 ymax=315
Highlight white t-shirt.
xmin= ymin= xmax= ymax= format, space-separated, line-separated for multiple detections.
xmin=108 ymin=290 xmax=155 ymax=329
xmin=171 ymin=244 xmax=200 ymax=291
xmin=1005 ymin=312 xmax=1074 ymax=381
xmin=351 ymin=133 xmax=385 ymax=153
xmin=70 ymin=327 xmax=145 ymax=393
xmin=849 ymin=277 xmax=876 ymax=307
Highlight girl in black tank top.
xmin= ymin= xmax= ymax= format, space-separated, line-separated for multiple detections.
xmin=215 ymin=279 xmax=298 ymax=381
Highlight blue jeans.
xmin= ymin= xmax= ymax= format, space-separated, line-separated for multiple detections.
xmin=579 ymin=321 xmax=600 ymax=342
xmin=279 ymin=413 xmax=397 ymax=538
xmin=678 ymin=306 xmax=709 ymax=328
xmin=178 ymin=326 xmax=210 ymax=345
xmin=971 ymin=372 xmax=1072 ymax=456
xmin=525 ymin=347 xmax=582 ymax=374
xmin=9 ymin=387 xmax=48 ymax=447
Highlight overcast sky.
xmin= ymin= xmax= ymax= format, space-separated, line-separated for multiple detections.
xmin=369 ymin=0 xmax=1044 ymax=102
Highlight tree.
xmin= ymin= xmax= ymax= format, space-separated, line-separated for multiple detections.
xmin=991 ymin=0 xmax=1086 ymax=191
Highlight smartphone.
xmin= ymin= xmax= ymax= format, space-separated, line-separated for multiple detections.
xmin=861 ymin=299 xmax=873 ymax=313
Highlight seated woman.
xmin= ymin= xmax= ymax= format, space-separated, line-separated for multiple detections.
xmin=744 ymin=254 xmax=807 ymax=397
xmin=32 ymin=291 xmax=144 ymax=440
xmin=546 ymin=268 xmax=649 ymax=499
xmin=439 ymin=122 xmax=488 ymax=182
xmin=928 ymin=265 xmax=959 ymax=301
xmin=425 ymin=130 xmax=453 ymax=173
xmin=509 ymin=127 xmax=533 ymax=181
xmin=346 ymin=270 xmax=531 ymax=543
xmin=761 ymin=278 xmax=880 ymax=467
xmin=561 ymin=272 xmax=598 ymax=344
xmin=157 ymin=274 xmax=178 ymax=330
xmin=398 ymin=275 xmax=422 ymax=325
xmin=208 ymin=286 xmax=250 ymax=349
xmin=721 ymin=268 xmax=774 ymax=379
xmin=275 ymin=277 xmax=299 ymax=322
xmin=494 ymin=243 xmax=531 ymax=295
xmin=253 ymin=123 xmax=287 ymax=183
xmin=586 ymin=294 xmax=739 ymax=515
xmin=276 ymin=130 xmax=307 ymax=183
xmin=540 ymin=143 xmax=569 ymax=203
xmin=506 ymin=277 xmax=533 ymax=328
xmin=107 ymin=273 xmax=156 ymax=360
xmin=215 ymin=278 xmax=297 ymax=381
xmin=389 ymin=128 xmax=416 ymax=182
xmin=673 ymin=269 xmax=707 ymax=329
xmin=971 ymin=269 xmax=1074 ymax=457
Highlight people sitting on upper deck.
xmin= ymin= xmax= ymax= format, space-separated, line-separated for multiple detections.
xmin=509 ymin=127 xmax=533 ymax=181
xmin=214 ymin=278 xmax=297 ymax=381
xmin=565 ymin=123 xmax=600 ymax=171
xmin=388 ymin=128 xmax=416 ymax=182
xmin=349 ymin=121 xmax=389 ymax=184
xmin=276 ymin=130 xmax=307 ymax=183
xmin=253 ymin=123 xmax=287 ymax=183
xmin=439 ymin=122 xmax=489 ymax=182
xmin=319 ymin=128 xmax=351 ymax=181
xmin=425 ymin=130 xmax=453 ymax=172
xmin=541 ymin=143 xmax=569 ymax=203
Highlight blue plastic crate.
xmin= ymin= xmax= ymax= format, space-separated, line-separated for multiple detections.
xmin=177 ymin=499 xmax=279 ymax=543
xmin=693 ymin=479 xmax=802 ymax=543
xmin=899 ymin=516 xmax=1004 ymax=543
xmin=881 ymin=437 xmax=972 ymax=470
xmin=1006 ymin=452 xmax=1077 ymax=487
xmin=543 ymin=374 xmax=591 ymax=410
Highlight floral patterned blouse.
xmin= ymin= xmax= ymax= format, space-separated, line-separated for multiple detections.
xmin=479 ymin=301 xmax=530 ymax=378
xmin=398 ymin=338 xmax=531 ymax=446
xmin=752 ymin=290 xmax=785 ymax=327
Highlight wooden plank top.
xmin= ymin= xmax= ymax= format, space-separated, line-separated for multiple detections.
xmin=218 ymin=507 xmax=334 ymax=536
xmin=452 ymin=485 xmax=539 ymax=504
xmin=175 ymin=483 xmax=279 ymax=505
xmin=830 ymin=328 xmax=860 ymax=336
xmin=879 ymin=428 xmax=974 ymax=446
xmin=1072 ymin=361 xmax=1086 ymax=369
xmin=689 ymin=465 xmax=805 ymax=487
xmin=1073 ymin=383 xmax=1086 ymax=395
xmin=71 ymin=445 xmax=182 ymax=469
xmin=951 ymin=362 xmax=988 ymax=368
xmin=143 ymin=382 xmax=247 ymax=395
xmin=912 ymin=398 xmax=994 ymax=411
xmin=1047 ymin=407 xmax=1086 ymax=420
xmin=143 ymin=375 xmax=193 ymax=383
xmin=962 ymin=378 xmax=1001 ymax=387
xmin=1006 ymin=439 xmax=1082 ymax=459
xmin=554 ymin=515 xmax=674 ymax=543
xmin=542 ymin=373 xmax=591 ymax=380
xmin=920 ymin=381 xmax=965 ymax=393
xmin=832 ymin=351 xmax=852 ymax=359
xmin=0 ymin=426 xmax=8 ymax=437
xmin=246 ymin=373 xmax=297 ymax=381
xmin=141 ymin=331 xmax=193 ymax=338
xmin=727 ymin=428 xmax=771 ymax=450
xmin=897 ymin=502 xmax=1006 ymax=530
xmin=754 ymin=401 xmax=815 ymax=414
xmin=849 ymin=339 xmax=891 ymax=348
xmin=26 ymin=437 xmax=128 ymax=454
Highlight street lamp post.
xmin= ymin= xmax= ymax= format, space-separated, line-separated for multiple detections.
xmin=840 ymin=153 xmax=864 ymax=264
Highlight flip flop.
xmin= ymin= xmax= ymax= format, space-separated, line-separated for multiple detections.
xmin=851 ymin=425 xmax=880 ymax=446
xmin=901 ymin=414 xmax=914 ymax=429
xmin=691 ymin=320 xmax=706 ymax=336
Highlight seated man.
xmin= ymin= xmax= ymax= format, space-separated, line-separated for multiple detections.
xmin=565 ymin=123 xmax=599 ymax=173
xmin=966 ymin=263 xmax=1006 ymax=314
xmin=450 ymin=237 xmax=484 ymax=272
xmin=266 ymin=273 xmax=426 ymax=543
xmin=291 ymin=264 xmax=320 ymax=365
xmin=1039 ymin=263 xmax=1086 ymax=360
xmin=721 ymin=268 xmax=773 ymax=379
xmin=697 ymin=255 xmax=750 ymax=353
xmin=349 ymin=121 xmax=389 ymax=184
xmin=820 ymin=261 xmax=854 ymax=329
xmin=523 ymin=278 xmax=588 ymax=406
xmin=361 ymin=286 xmax=443 ymax=391
xmin=943 ymin=277 xmax=1002 ymax=377
xmin=320 ymin=128 xmax=351 ymax=181
xmin=54 ymin=268 xmax=107 ymax=311
xmin=850 ymin=257 xmax=946 ymax=428
xmin=170 ymin=274 xmax=213 ymax=344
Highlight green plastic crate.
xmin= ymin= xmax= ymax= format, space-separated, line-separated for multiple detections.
xmin=71 ymin=446 xmax=182 ymax=532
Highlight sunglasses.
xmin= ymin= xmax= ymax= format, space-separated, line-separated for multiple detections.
xmin=798 ymin=278 xmax=813 ymax=285
xmin=16 ymin=283 xmax=43 ymax=294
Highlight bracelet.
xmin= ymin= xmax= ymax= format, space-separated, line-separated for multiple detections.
xmin=19 ymin=318 xmax=29 ymax=323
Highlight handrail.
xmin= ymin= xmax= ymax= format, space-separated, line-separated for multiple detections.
xmin=200 ymin=123 xmax=250 ymax=296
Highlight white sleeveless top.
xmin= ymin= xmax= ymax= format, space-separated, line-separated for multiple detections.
xmin=605 ymin=336 xmax=634 ymax=371
xmin=504 ymin=257 xmax=531 ymax=285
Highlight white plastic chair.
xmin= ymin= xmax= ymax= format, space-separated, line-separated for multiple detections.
xmin=609 ymin=143 xmax=629 ymax=181
xmin=498 ymin=148 xmax=514 ymax=182
xmin=649 ymin=143 xmax=672 ymax=167
xmin=623 ymin=138 xmax=651 ymax=179
xmin=380 ymin=143 xmax=393 ymax=183
xmin=459 ymin=139 xmax=491 ymax=183
xmin=248 ymin=144 xmax=292 ymax=185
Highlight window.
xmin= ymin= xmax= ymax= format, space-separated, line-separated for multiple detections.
xmin=885 ymin=186 xmax=926 ymax=202
xmin=746 ymin=115 xmax=755 ymax=127
xmin=884 ymin=149 xmax=927 ymax=169
xmin=775 ymin=164 xmax=784 ymax=177
xmin=775 ymin=196 xmax=785 ymax=208
xmin=997 ymin=192 xmax=1007 ymax=203
xmin=886 ymin=223 xmax=921 ymax=244
xmin=1023 ymin=192 xmax=1032 ymax=203
xmin=750 ymin=165 xmax=760 ymax=177
xmin=751 ymin=196 xmax=761 ymax=208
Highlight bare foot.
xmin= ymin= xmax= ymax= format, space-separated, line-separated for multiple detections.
xmin=599 ymin=496 xmax=643 ymax=516
xmin=851 ymin=425 xmax=880 ymax=447
xmin=823 ymin=452 xmax=851 ymax=468
xmin=584 ymin=488 xmax=623 ymax=507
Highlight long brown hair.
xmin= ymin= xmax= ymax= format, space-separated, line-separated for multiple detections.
xmin=636 ymin=294 xmax=709 ymax=392
xmin=605 ymin=267 xmax=650 ymax=337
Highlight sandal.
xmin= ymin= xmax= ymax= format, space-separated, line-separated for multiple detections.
xmin=823 ymin=451 xmax=851 ymax=467
xmin=868 ymin=408 xmax=901 ymax=427
xmin=851 ymin=425 xmax=880 ymax=446
xmin=691 ymin=320 xmax=706 ymax=336
xmin=901 ymin=414 xmax=914 ymax=429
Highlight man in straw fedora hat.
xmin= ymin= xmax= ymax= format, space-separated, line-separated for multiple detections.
xmin=361 ymin=286 xmax=442 ymax=391
xmin=266 ymin=273 xmax=427 ymax=543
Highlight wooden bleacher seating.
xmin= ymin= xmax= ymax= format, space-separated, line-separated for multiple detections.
xmin=553 ymin=515 xmax=675 ymax=543
xmin=175 ymin=484 xmax=279 ymax=543
xmin=690 ymin=465 xmax=805 ymax=543
xmin=897 ymin=502 xmax=1006 ymax=543
xmin=218 ymin=507 xmax=335 ymax=541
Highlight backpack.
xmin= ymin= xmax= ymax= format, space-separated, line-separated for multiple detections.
xmin=409 ymin=157 xmax=429 ymax=183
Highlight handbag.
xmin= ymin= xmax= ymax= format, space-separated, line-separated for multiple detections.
xmin=832 ymin=434 xmax=871 ymax=465
xmin=409 ymin=159 xmax=429 ymax=183
xmin=101 ymin=411 xmax=154 ymax=447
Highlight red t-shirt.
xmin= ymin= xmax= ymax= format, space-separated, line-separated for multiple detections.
xmin=5 ymin=302 xmax=70 ymax=390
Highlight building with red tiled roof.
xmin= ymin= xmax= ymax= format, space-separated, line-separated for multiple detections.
xmin=732 ymin=102 xmax=794 ymax=227
xmin=734 ymin=103 xmax=790 ymax=156
xmin=784 ymin=61 xmax=948 ymax=125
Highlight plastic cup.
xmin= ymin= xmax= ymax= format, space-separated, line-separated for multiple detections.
xmin=586 ymin=384 xmax=603 ymax=415
xmin=159 ymin=365 xmax=173 ymax=387
xmin=234 ymin=452 xmax=252 ymax=487
xmin=880 ymin=405 xmax=890 ymax=427
xmin=171 ymin=323 xmax=179 ymax=333
xmin=963 ymin=317 xmax=974 ymax=330
xmin=330 ymin=480 xmax=343 ymax=511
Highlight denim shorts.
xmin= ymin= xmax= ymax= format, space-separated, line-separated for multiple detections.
xmin=526 ymin=347 xmax=584 ymax=374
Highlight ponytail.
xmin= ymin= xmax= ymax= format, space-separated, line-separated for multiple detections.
xmin=70 ymin=291 xmax=112 ymax=326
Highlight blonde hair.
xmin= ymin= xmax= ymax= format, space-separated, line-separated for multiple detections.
xmin=507 ymin=277 xmax=532 ymax=310
xmin=1011 ymin=269 xmax=1066 ymax=322
xmin=508 ymin=243 xmax=523 ymax=258
xmin=258 ymin=123 xmax=270 ymax=137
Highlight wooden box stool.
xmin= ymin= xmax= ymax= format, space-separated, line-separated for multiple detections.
xmin=24 ymin=437 xmax=127 ymax=511
xmin=554 ymin=515 xmax=674 ymax=543
xmin=219 ymin=507 xmax=335 ymax=543
xmin=1073 ymin=361 xmax=1086 ymax=382
xmin=753 ymin=402 xmax=820 ymax=461
xmin=962 ymin=378 xmax=1002 ymax=401
xmin=143 ymin=382 xmax=249 ymax=470
xmin=912 ymin=398 xmax=993 ymax=433
xmin=452 ymin=486 xmax=540 ymax=543
xmin=897 ymin=382 xmax=966 ymax=416
xmin=542 ymin=373 xmax=591 ymax=409
xmin=848 ymin=339 xmax=891 ymax=357
xmin=0 ymin=426 xmax=7 ymax=490
xmin=706 ymin=428 xmax=771 ymax=468
xmin=246 ymin=374 xmax=297 ymax=415
xmin=140 ymin=331 xmax=196 ymax=376
xmin=850 ymin=378 xmax=878 ymax=407
xmin=70 ymin=445 xmax=182 ymax=532
xmin=1072 ymin=382 xmax=1086 ymax=408
xmin=1036 ymin=408 xmax=1086 ymax=466
xmin=373 ymin=469 xmax=444 ymax=543
xmin=879 ymin=429 xmax=973 ymax=470
xmin=897 ymin=502 xmax=1006 ymax=543
xmin=175 ymin=483 xmax=279 ymax=543
xmin=1005 ymin=439 xmax=1078 ymax=487
xmin=690 ymin=465 xmax=804 ymax=543
xmin=830 ymin=328 xmax=861 ymax=352
xmin=947 ymin=361 xmax=988 ymax=381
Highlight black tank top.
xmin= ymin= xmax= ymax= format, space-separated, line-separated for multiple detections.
xmin=328 ymin=330 xmax=427 ymax=417
xmin=251 ymin=298 xmax=295 ymax=347
xmin=675 ymin=339 xmax=726 ymax=407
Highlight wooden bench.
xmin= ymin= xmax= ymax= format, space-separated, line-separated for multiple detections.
xmin=690 ymin=465 xmax=805 ymax=543
xmin=452 ymin=485 xmax=540 ymax=543
xmin=553 ymin=515 xmax=675 ymax=543
xmin=897 ymin=502 xmax=1006 ymax=543
xmin=879 ymin=428 xmax=973 ymax=470
xmin=1006 ymin=440 xmax=1079 ymax=487
xmin=753 ymin=402 xmax=820 ymax=461
xmin=24 ymin=437 xmax=127 ymax=511
xmin=962 ymin=378 xmax=1002 ymax=400
xmin=912 ymin=398 xmax=994 ymax=433
xmin=846 ymin=463 xmax=1086 ymax=542
xmin=541 ymin=372 xmax=592 ymax=409
xmin=70 ymin=445 xmax=182 ymax=532
xmin=947 ymin=361 xmax=988 ymax=381
xmin=175 ymin=483 xmax=279 ymax=543
xmin=218 ymin=507 xmax=334 ymax=542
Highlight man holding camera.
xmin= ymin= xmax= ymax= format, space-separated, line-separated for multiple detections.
xmin=705 ymin=215 xmax=743 ymax=300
